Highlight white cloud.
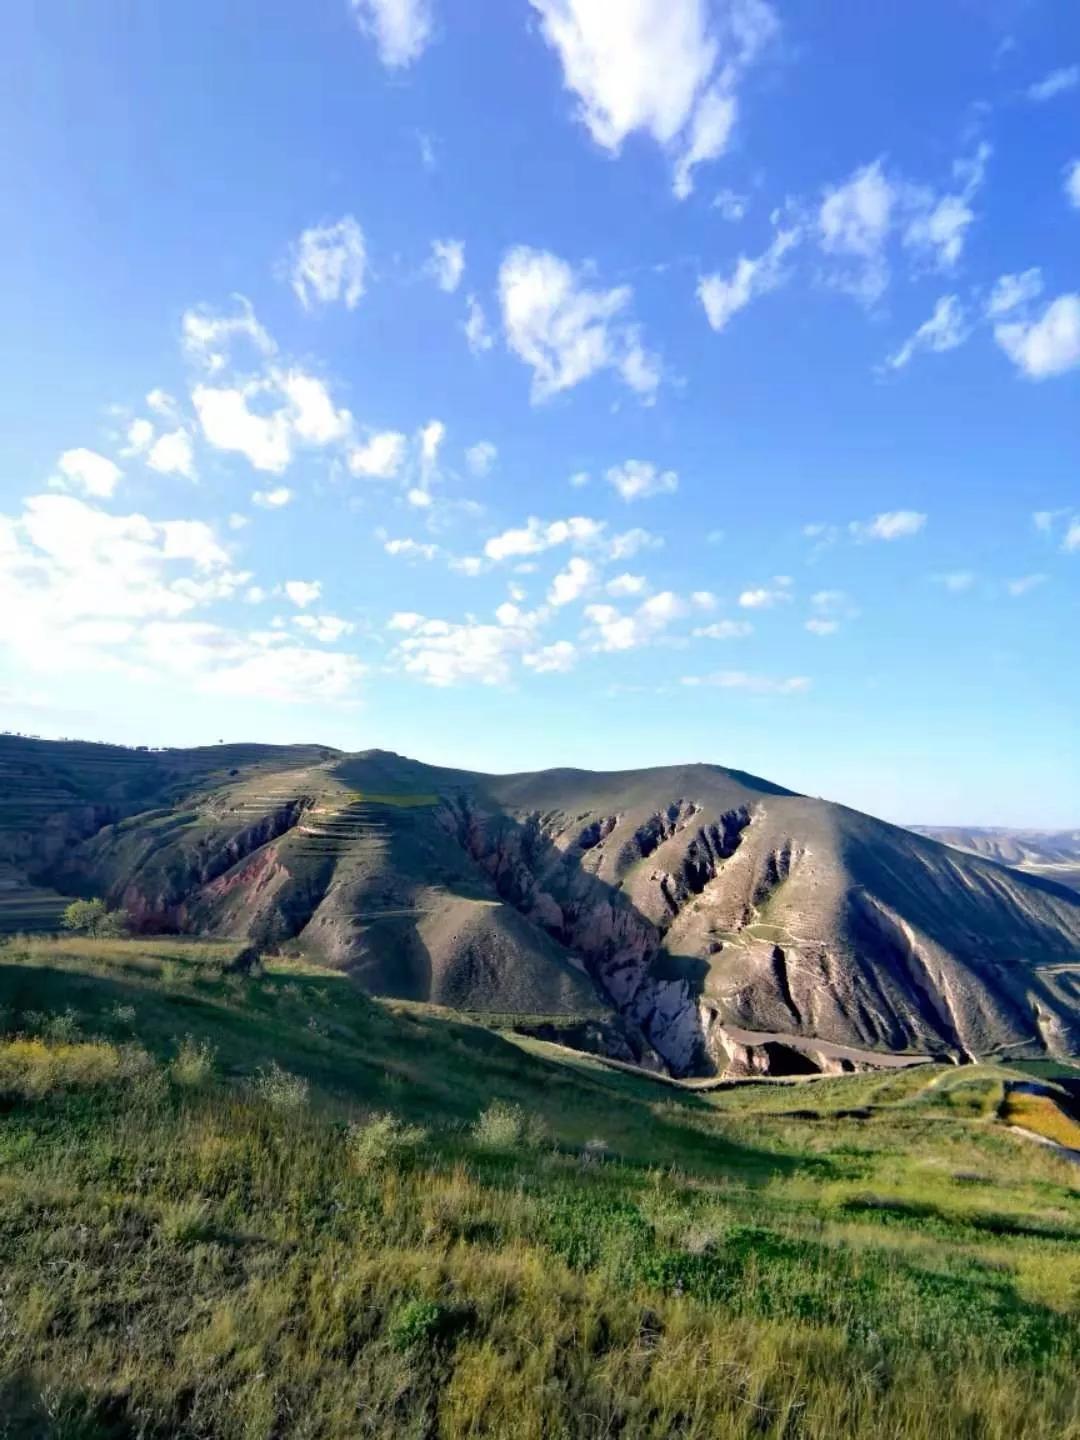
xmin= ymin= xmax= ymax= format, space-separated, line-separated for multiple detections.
xmin=229 ymin=514 xmax=249 ymax=530
xmin=0 ymin=493 xmax=363 ymax=706
xmin=816 ymin=149 xmax=988 ymax=301
xmin=584 ymin=589 xmax=687 ymax=651
xmin=1065 ymin=519 xmax=1080 ymax=554
xmin=448 ymin=554 xmax=486 ymax=576
xmin=384 ymin=537 xmax=440 ymax=561
xmin=811 ymin=589 xmax=852 ymax=612
xmin=1 ymin=494 xmax=239 ymax=635
xmin=182 ymin=296 xmax=275 ymax=374
xmin=1027 ymin=65 xmax=1079 ymax=102
xmin=995 ymin=294 xmax=1080 ymax=379
xmin=428 ymin=237 xmax=465 ymax=292
xmin=284 ymin=579 xmax=322 ymax=608
xmin=291 ymin=217 xmax=367 ymax=310
xmin=523 ymin=639 xmax=577 ymax=674
xmin=985 ymin=269 xmax=1043 ymax=319
xmin=484 ymin=515 xmax=605 ymax=562
xmin=146 ymin=389 xmax=177 ymax=418
xmin=698 ymin=226 xmax=799 ymax=331
xmin=902 ymin=193 xmax=974 ymax=271
xmin=851 ymin=510 xmax=927 ymax=541
xmin=55 ymin=449 xmax=122 ymax=499
xmin=608 ymin=526 xmax=661 ymax=561
xmin=394 ymin=607 xmax=543 ymax=687
xmin=738 ymin=584 xmax=791 ymax=609
xmin=147 ymin=429 xmax=196 ymax=479
xmin=530 ymin=0 xmax=778 ymax=198
xmin=681 ymin=670 xmax=810 ymax=693
xmin=465 ymin=441 xmax=497 ymax=477
xmin=139 ymin=623 xmax=363 ymax=703
xmin=804 ymin=618 xmax=838 ymax=636
xmin=605 ymin=459 xmax=678 ymax=502
xmin=885 ymin=295 xmax=970 ymax=370
xmin=1065 ymin=160 xmax=1080 ymax=210
xmin=350 ymin=0 xmax=434 ymax=68
xmin=388 ymin=611 xmax=425 ymax=631
xmin=348 ymin=430 xmax=407 ymax=479
xmin=1006 ymin=574 xmax=1047 ymax=597
xmin=819 ymin=159 xmax=894 ymax=261
xmin=498 ymin=246 xmax=660 ymax=401
xmin=934 ymin=570 xmax=975 ymax=593
xmin=293 ymin=613 xmax=354 ymax=643
xmin=607 ymin=572 xmax=648 ymax=598
xmin=123 ymin=418 xmax=154 ymax=456
xmin=902 ymin=142 xmax=990 ymax=273
xmin=548 ymin=555 xmax=596 ymax=606
xmin=419 ymin=418 xmax=445 ymax=472
xmin=672 ymin=85 xmax=737 ymax=200
xmin=694 ymin=619 xmax=752 ymax=639
xmin=252 ymin=486 xmax=293 ymax=509
xmin=463 ymin=295 xmax=495 ymax=354
xmin=691 ymin=590 xmax=716 ymax=610
xmin=192 ymin=383 xmax=293 ymax=473
xmin=278 ymin=370 xmax=352 ymax=444
xmin=713 ymin=188 xmax=748 ymax=221
xmin=193 ymin=367 xmax=352 ymax=473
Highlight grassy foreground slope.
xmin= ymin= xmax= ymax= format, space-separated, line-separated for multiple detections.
xmin=0 ymin=937 xmax=1078 ymax=1440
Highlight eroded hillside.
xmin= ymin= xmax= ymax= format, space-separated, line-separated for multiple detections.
xmin=3 ymin=735 xmax=1079 ymax=1078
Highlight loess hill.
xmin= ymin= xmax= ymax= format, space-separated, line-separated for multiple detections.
xmin=2 ymin=733 xmax=1079 ymax=1078
xmin=912 ymin=825 xmax=1080 ymax=894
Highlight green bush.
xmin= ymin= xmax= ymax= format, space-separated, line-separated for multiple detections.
xmin=170 ymin=1035 xmax=216 ymax=1087
xmin=61 ymin=898 xmax=129 ymax=938
xmin=348 ymin=1112 xmax=428 ymax=1172
xmin=251 ymin=1061 xmax=309 ymax=1110
xmin=471 ymin=1099 xmax=548 ymax=1151
xmin=390 ymin=1299 xmax=443 ymax=1352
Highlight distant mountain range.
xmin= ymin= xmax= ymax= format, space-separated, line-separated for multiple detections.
xmin=911 ymin=827 xmax=1080 ymax=894
xmin=2 ymin=735 xmax=1078 ymax=1077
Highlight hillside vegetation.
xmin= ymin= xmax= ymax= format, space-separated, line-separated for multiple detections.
xmin=0 ymin=935 xmax=1078 ymax=1439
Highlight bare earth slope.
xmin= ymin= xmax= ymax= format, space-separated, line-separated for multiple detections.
xmin=912 ymin=826 xmax=1080 ymax=894
xmin=3 ymin=734 xmax=1078 ymax=1077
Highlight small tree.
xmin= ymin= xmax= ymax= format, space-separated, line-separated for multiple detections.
xmin=61 ymin=898 xmax=128 ymax=938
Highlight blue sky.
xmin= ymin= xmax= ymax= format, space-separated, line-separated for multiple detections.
xmin=1 ymin=1 xmax=1078 ymax=825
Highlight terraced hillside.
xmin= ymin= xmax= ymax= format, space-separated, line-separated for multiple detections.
xmin=6 ymin=737 xmax=1080 ymax=1079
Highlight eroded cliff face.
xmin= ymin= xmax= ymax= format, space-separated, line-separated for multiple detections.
xmin=436 ymin=792 xmax=794 ymax=1076
xmin=61 ymin=800 xmax=314 ymax=934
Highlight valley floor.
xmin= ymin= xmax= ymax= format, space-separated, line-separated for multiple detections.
xmin=0 ymin=936 xmax=1078 ymax=1439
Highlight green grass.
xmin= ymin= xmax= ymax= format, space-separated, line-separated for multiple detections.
xmin=0 ymin=936 xmax=1077 ymax=1439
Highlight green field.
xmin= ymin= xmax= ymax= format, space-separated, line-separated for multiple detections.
xmin=0 ymin=935 xmax=1077 ymax=1439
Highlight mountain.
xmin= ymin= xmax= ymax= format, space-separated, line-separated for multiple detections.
xmin=2 ymin=733 xmax=1079 ymax=1077
xmin=912 ymin=826 xmax=1080 ymax=894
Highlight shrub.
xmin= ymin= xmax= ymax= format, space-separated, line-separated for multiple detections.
xmin=348 ymin=1112 xmax=428 ymax=1173
xmin=170 ymin=1035 xmax=216 ymax=1087
xmin=390 ymin=1299 xmax=443 ymax=1352
xmin=471 ymin=1100 xmax=548 ymax=1152
xmin=61 ymin=898 xmax=129 ymax=938
xmin=44 ymin=1008 xmax=80 ymax=1043
xmin=252 ymin=1061 xmax=309 ymax=1111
